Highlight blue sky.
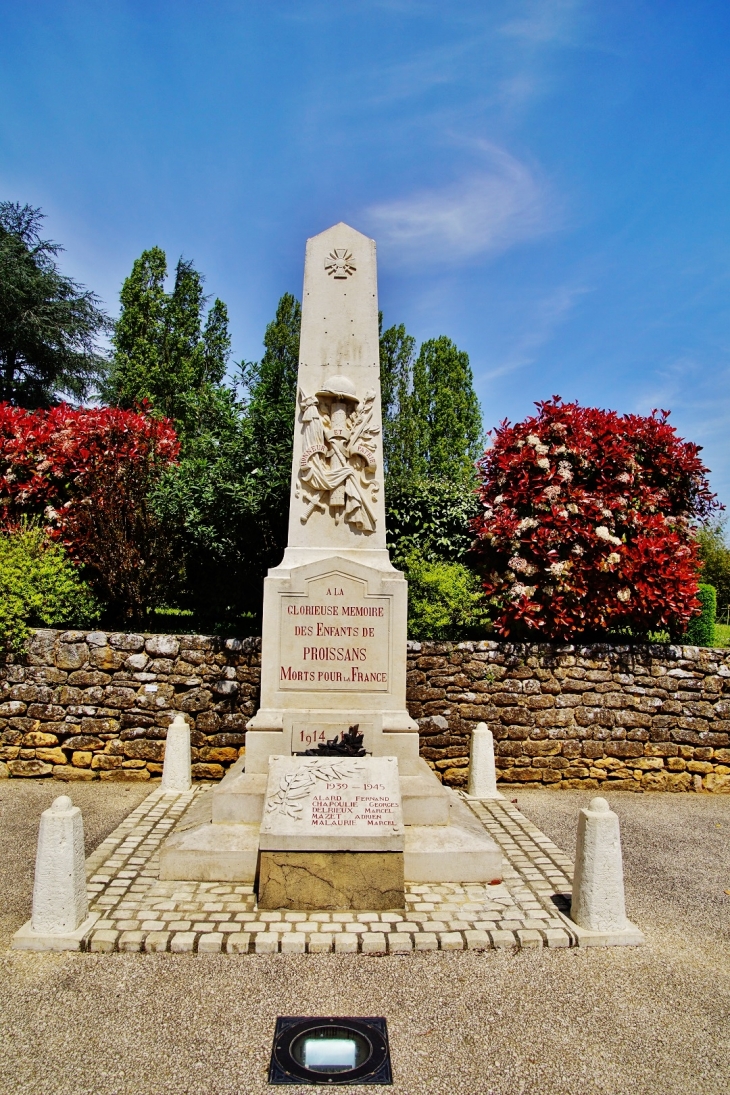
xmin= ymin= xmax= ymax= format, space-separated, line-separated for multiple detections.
xmin=2 ymin=1 xmax=730 ymax=506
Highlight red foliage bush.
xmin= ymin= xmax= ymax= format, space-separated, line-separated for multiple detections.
xmin=472 ymin=397 xmax=719 ymax=640
xmin=0 ymin=403 xmax=180 ymax=621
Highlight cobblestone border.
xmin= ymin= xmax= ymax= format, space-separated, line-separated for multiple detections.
xmin=72 ymin=787 xmax=581 ymax=954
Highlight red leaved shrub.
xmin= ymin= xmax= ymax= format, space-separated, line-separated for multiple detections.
xmin=0 ymin=403 xmax=180 ymax=623
xmin=472 ymin=397 xmax=719 ymax=640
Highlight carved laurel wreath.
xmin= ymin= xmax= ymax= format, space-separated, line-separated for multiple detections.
xmin=263 ymin=759 xmax=366 ymax=822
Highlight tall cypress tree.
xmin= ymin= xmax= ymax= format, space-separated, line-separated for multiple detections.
xmin=241 ymin=292 xmax=301 ymax=564
xmin=379 ymin=318 xmax=418 ymax=482
xmin=108 ymin=248 xmax=232 ymax=437
xmin=151 ymin=292 xmax=301 ymax=626
xmin=379 ymin=323 xmax=484 ymax=565
xmin=415 ymin=336 xmax=483 ymax=481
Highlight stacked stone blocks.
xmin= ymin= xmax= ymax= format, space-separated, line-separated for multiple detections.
xmin=409 ymin=640 xmax=730 ymax=793
xmin=0 ymin=629 xmax=259 ymax=781
xmin=2 ymin=631 xmax=730 ymax=792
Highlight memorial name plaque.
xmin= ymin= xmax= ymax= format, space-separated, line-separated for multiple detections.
xmin=259 ymin=755 xmax=404 ymax=852
xmin=279 ymin=572 xmax=390 ymax=692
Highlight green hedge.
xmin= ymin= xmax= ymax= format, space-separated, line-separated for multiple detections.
xmin=684 ymin=583 xmax=716 ymax=647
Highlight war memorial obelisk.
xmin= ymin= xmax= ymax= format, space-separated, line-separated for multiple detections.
xmin=161 ymin=223 xmax=500 ymax=897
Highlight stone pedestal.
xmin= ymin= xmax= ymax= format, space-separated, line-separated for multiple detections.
xmin=466 ymin=722 xmax=504 ymax=800
xmin=12 ymin=795 xmax=99 ymax=951
xmin=160 ymin=714 xmax=192 ymax=793
xmin=568 ymin=797 xmax=644 ymax=946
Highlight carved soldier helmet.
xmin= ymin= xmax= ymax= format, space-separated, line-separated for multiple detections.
xmin=316 ymin=374 xmax=359 ymax=404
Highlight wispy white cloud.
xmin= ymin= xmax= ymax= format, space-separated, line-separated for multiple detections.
xmin=500 ymin=0 xmax=583 ymax=46
xmin=365 ymin=142 xmax=557 ymax=266
xmin=482 ymin=283 xmax=590 ymax=382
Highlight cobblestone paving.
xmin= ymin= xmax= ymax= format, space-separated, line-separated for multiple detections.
xmin=82 ymin=787 xmax=578 ymax=954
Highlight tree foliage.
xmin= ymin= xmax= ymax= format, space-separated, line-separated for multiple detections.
xmin=107 ymin=247 xmax=231 ymax=439
xmin=379 ymin=323 xmax=483 ymax=487
xmin=0 ymin=202 xmax=110 ymax=406
xmin=0 ymin=522 xmax=99 ymax=651
xmin=239 ymin=292 xmax=301 ymax=565
xmin=379 ymin=321 xmax=483 ymax=569
xmin=0 ymin=403 xmax=180 ymax=624
xmin=385 ymin=476 xmax=479 ymax=569
xmin=684 ymin=583 xmax=716 ymax=647
xmin=405 ymin=550 xmax=491 ymax=640
xmin=696 ymin=521 xmax=730 ymax=618
xmin=472 ymin=397 xmax=718 ymax=641
xmin=151 ymin=292 xmax=301 ymax=625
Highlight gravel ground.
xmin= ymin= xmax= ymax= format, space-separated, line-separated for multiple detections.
xmin=1 ymin=783 xmax=728 ymax=1095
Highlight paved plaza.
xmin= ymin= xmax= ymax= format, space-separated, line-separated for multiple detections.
xmin=1 ymin=781 xmax=728 ymax=1094
xmin=80 ymin=786 xmax=578 ymax=954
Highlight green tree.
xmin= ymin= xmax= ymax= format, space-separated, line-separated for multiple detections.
xmin=696 ymin=521 xmax=730 ymax=620
xmin=0 ymin=522 xmax=99 ymax=651
xmin=413 ymin=336 xmax=484 ymax=481
xmin=379 ymin=322 xmax=484 ymax=568
xmin=0 ymin=202 xmax=110 ymax=406
xmin=240 ymin=292 xmax=301 ymax=563
xmin=108 ymin=248 xmax=232 ymax=438
xmin=684 ymin=583 xmax=717 ymax=646
xmin=379 ymin=318 xmax=417 ymax=482
xmin=152 ymin=293 xmax=301 ymax=627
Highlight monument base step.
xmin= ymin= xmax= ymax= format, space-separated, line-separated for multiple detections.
xmin=159 ymin=790 xmax=259 ymax=881
xmin=404 ymin=825 xmax=502 ymax=883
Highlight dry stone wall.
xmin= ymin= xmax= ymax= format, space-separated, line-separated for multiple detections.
xmin=2 ymin=631 xmax=730 ymax=792
xmin=408 ymin=640 xmax=730 ymax=794
xmin=0 ymin=630 xmax=259 ymax=783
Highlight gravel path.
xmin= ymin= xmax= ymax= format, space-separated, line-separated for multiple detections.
xmin=1 ymin=783 xmax=728 ymax=1095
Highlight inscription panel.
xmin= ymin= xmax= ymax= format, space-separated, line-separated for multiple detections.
xmin=259 ymin=755 xmax=403 ymax=852
xmin=279 ymin=573 xmax=390 ymax=691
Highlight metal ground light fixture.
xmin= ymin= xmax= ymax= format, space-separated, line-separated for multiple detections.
xmin=268 ymin=1017 xmax=392 ymax=1085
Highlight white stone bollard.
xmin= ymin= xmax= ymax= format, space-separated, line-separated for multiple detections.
xmin=11 ymin=794 xmax=100 ymax=949
xmin=32 ymin=794 xmax=88 ymax=934
xmin=466 ymin=722 xmax=505 ymax=799
xmin=569 ymin=797 xmax=643 ymax=944
xmin=160 ymin=714 xmax=192 ymax=793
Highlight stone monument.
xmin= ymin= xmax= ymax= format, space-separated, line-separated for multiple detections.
xmin=161 ymin=223 xmax=500 ymax=896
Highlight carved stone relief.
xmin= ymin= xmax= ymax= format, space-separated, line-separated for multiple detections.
xmin=324 ymin=248 xmax=356 ymax=278
xmin=296 ymin=375 xmax=380 ymax=532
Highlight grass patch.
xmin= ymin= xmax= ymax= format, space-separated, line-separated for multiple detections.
xmin=714 ymin=623 xmax=730 ymax=648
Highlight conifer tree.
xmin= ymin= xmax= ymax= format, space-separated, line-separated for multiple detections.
xmin=379 ymin=319 xmax=417 ymax=482
xmin=413 ymin=336 xmax=484 ymax=481
xmin=109 ymin=249 xmax=232 ymax=437
xmin=379 ymin=324 xmax=484 ymax=566
xmin=0 ymin=202 xmax=109 ymax=406
xmin=238 ymin=293 xmax=301 ymax=568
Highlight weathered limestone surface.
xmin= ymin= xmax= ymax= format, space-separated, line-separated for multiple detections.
xmin=568 ymin=796 xmax=644 ymax=946
xmin=408 ymin=640 xmax=730 ymax=794
xmin=259 ymin=755 xmax=404 ymax=852
xmin=11 ymin=793 xmax=101 ymax=951
xmin=257 ymin=851 xmax=405 ymax=910
xmin=160 ymin=714 xmax=192 ymax=793
xmin=0 ymin=629 xmax=257 ymax=782
xmin=3 ymin=634 xmax=730 ymax=792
